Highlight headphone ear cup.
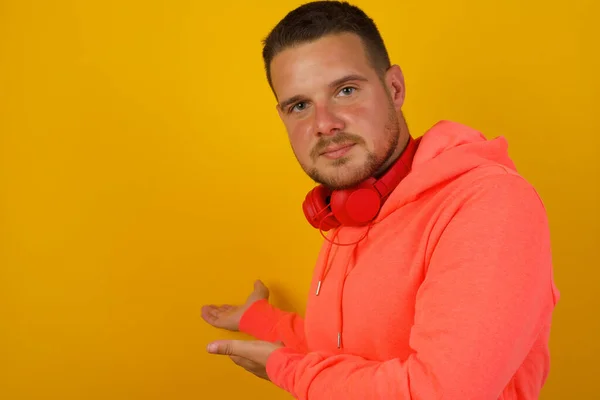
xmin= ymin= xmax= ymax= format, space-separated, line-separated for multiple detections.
xmin=330 ymin=179 xmax=382 ymax=226
xmin=302 ymin=185 xmax=340 ymax=231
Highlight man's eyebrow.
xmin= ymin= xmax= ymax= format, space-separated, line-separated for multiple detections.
xmin=278 ymin=74 xmax=369 ymax=111
xmin=328 ymin=74 xmax=369 ymax=89
xmin=279 ymin=95 xmax=305 ymax=111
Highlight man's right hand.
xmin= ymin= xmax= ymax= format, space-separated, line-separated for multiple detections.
xmin=200 ymin=280 xmax=270 ymax=331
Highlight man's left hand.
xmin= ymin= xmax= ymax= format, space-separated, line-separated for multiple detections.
xmin=207 ymin=339 xmax=284 ymax=380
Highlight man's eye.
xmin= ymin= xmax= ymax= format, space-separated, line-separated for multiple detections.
xmin=291 ymin=102 xmax=306 ymax=113
xmin=339 ymin=87 xmax=356 ymax=96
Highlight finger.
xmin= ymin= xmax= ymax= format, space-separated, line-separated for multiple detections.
xmin=253 ymin=280 xmax=269 ymax=297
xmin=207 ymin=340 xmax=249 ymax=358
xmin=254 ymin=280 xmax=265 ymax=290
xmin=200 ymin=305 xmax=214 ymax=315
xmin=207 ymin=340 xmax=234 ymax=356
xmin=203 ymin=304 xmax=231 ymax=316
xmin=200 ymin=306 xmax=218 ymax=323
xmin=202 ymin=304 xmax=231 ymax=314
xmin=203 ymin=305 xmax=233 ymax=319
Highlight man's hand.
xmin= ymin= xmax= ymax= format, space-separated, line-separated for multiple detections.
xmin=206 ymin=339 xmax=284 ymax=380
xmin=201 ymin=280 xmax=269 ymax=331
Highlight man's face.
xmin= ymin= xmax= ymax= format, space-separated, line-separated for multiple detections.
xmin=270 ymin=32 xmax=406 ymax=190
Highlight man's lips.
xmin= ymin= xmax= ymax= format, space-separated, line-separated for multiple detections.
xmin=320 ymin=143 xmax=355 ymax=159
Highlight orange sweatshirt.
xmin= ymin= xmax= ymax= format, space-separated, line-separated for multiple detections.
xmin=239 ymin=120 xmax=560 ymax=399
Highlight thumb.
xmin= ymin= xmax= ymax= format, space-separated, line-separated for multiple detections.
xmin=206 ymin=340 xmax=242 ymax=357
xmin=253 ymin=279 xmax=264 ymax=290
xmin=251 ymin=280 xmax=269 ymax=299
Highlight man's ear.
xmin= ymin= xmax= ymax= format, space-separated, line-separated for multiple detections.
xmin=385 ymin=64 xmax=406 ymax=110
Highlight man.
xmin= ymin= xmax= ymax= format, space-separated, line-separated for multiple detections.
xmin=201 ymin=1 xmax=560 ymax=399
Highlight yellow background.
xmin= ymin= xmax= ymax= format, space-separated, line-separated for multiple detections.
xmin=1 ymin=0 xmax=598 ymax=399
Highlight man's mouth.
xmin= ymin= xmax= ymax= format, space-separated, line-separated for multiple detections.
xmin=320 ymin=143 xmax=355 ymax=159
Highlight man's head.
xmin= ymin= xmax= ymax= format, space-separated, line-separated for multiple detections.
xmin=262 ymin=1 xmax=409 ymax=190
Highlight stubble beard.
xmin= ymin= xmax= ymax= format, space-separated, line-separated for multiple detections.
xmin=306 ymin=103 xmax=401 ymax=191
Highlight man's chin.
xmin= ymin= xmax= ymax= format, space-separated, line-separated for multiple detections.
xmin=307 ymin=155 xmax=380 ymax=190
xmin=316 ymin=170 xmax=375 ymax=191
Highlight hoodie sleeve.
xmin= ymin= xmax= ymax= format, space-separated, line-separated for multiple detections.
xmin=264 ymin=173 xmax=559 ymax=399
xmin=239 ymin=298 xmax=308 ymax=353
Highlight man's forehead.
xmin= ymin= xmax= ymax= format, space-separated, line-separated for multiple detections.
xmin=271 ymin=33 xmax=367 ymax=71
xmin=270 ymin=36 xmax=371 ymax=97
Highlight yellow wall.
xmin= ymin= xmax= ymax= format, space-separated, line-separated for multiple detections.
xmin=0 ymin=0 xmax=597 ymax=399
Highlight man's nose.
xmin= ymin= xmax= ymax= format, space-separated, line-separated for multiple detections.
xmin=312 ymin=104 xmax=345 ymax=136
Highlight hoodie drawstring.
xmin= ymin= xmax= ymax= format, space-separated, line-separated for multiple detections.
xmin=315 ymin=226 xmax=370 ymax=349
xmin=315 ymin=228 xmax=339 ymax=296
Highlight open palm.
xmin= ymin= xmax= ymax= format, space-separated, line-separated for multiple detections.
xmin=201 ymin=280 xmax=269 ymax=332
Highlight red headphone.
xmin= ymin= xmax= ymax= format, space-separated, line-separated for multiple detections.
xmin=302 ymin=135 xmax=419 ymax=231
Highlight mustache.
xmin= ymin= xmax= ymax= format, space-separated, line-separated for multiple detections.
xmin=311 ymin=132 xmax=364 ymax=159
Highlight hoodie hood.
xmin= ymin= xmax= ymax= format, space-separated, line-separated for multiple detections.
xmin=375 ymin=120 xmax=518 ymax=222
xmin=314 ymin=120 xmax=519 ymax=350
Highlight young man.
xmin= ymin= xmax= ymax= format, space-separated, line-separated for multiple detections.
xmin=202 ymin=1 xmax=560 ymax=399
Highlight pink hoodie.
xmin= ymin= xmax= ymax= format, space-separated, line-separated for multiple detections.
xmin=239 ymin=120 xmax=560 ymax=399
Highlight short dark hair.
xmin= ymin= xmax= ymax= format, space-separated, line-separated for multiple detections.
xmin=261 ymin=1 xmax=391 ymax=92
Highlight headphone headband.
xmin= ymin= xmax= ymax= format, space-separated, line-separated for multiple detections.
xmin=373 ymin=135 xmax=418 ymax=199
